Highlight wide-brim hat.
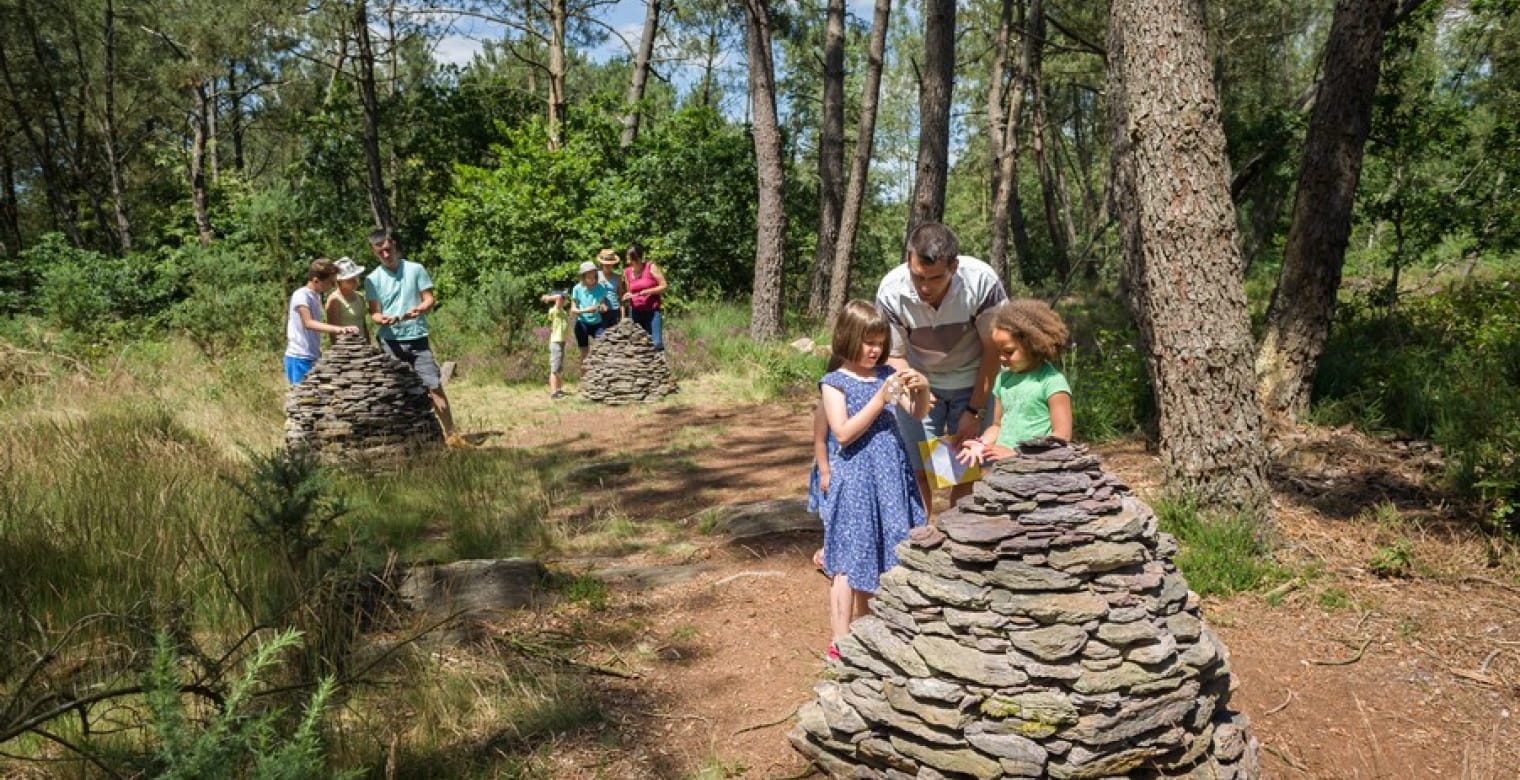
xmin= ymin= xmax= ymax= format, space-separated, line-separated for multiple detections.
xmin=577 ymin=260 xmax=598 ymax=275
xmin=596 ymin=248 xmax=620 ymax=265
xmin=335 ymin=256 xmax=366 ymax=280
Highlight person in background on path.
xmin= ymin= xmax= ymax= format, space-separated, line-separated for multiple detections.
xmin=363 ymin=229 xmax=473 ymax=449
xmin=817 ymin=300 xmax=930 ymax=660
xmin=957 ymin=299 xmax=1073 ymax=465
xmin=596 ymin=248 xmax=625 ymax=326
xmin=285 ymin=258 xmax=360 ymax=384
xmin=620 ymin=242 xmax=668 ymax=351
xmin=570 ymin=260 xmax=612 ymax=358
xmin=875 ymin=221 xmax=1008 ymax=518
xmin=325 ymin=257 xmax=370 ymax=343
xmin=541 ymin=291 xmax=569 ymax=399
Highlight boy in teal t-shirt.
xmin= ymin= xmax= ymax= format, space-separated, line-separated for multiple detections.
xmin=957 ymin=299 xmax=1073 ymax=465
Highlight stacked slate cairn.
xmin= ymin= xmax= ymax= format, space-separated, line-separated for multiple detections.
xmin=284 ymin=335 xmax=443 ymax=462
xmin=580 ymin=319 xmax=677 ymax=404
xmin=789 ymin=438 xmax=1260 ymax=780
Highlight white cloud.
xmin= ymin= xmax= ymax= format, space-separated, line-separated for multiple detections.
xmin=432 ymin=34 xmax=484 ymax=67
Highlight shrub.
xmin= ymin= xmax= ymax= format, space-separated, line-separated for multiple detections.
xmin=25 ymin=233 xmax=173 ymax=338
xmin=1154 ymin=494 xmax=1286 ymax=597
xmin=1313 ymin=279 xmax=1520 ymax=531
xmin=164 ymin=242 xmax=285 ymax=358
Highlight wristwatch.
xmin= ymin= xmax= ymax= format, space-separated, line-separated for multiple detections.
xmin=964 ymin=405 xmax=981 ymax=417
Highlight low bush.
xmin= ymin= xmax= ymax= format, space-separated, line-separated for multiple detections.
xmin=1312 ymin=278 xmax=1520 ymax=531
xmin=1154 ymin=493 xmax=1287 ymax=597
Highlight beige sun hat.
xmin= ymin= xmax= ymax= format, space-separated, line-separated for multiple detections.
xmin=334 ymin=256 xmax=366 ymax=280
xmin=596 ymin=248 xmax=620 ymax=265
xmin=578 ymin=260 xmax=598 ymax=275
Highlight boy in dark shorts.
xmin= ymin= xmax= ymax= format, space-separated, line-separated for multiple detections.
xmin=363 ymin=229 xmax=473 ymax=449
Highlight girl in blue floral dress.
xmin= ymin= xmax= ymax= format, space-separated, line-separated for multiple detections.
xmin=817 ymin=300 xmax=930 ymax=658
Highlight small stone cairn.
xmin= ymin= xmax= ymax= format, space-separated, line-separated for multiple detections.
xmin=284 ymin=335 xmax=443 ymax=462
xmin=580 ymin=319 xmax=677 ymax=404
xmin=789 ymin=438 xmax=1260 ymax=780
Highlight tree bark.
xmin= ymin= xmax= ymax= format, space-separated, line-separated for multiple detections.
xmin=620 ymin=0 xmax=662 ymax=148
xmin=0 ymin=139 xmax=20 ymax=256
xmin=1029 ymin=12 xmax=1070 ymax=282
xmin=547 ymin=0 xmax=567 ymax=151
xmin=190 ymin=82 xmax=214 ymax=246
xmin=807 ymin=0 xmax=846 ymax=318
xmin=353 ymin=0 xmax=394 ymax=231
xmin=985 ymin=0 xmax=1013 ymax=282
xmin=1256 ymin=0 xmax=1400 ymax=420
xmin=1106 ymin=0 xmax=1270 ymax=510
xmin=102 ymin=0 xmax=132 ymax=253
xmin=742 ymin=0 xmax=787 ymax=340
xmin=228 ymin=61 xmax=245 ymax=172
xmin=826 ymin=0 xmax=891 ymax=324
xmin=988 ymin=0 xmax=1036 ymax=287
xmin=906 ymin=0 xmax=955 ymax=236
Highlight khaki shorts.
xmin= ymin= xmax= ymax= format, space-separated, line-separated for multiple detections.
xmin=549 ymin=341 xmax=565 ymax=373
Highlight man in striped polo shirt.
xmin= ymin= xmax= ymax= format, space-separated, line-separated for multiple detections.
xmin=876 ymin=222 xmax=1008 ymax=516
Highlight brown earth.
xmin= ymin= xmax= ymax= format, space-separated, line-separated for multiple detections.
xmin=463 ymin=382 xmax=1520 ymax=779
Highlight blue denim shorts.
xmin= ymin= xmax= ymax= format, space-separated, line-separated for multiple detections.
xmin=895 ymin=385 xmax=986 ymax=470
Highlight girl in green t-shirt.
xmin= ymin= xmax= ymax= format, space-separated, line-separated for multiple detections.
xmin=957 ymin=299 xmax=1072 ymax=465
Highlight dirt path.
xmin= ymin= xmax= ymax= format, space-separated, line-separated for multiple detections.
xmin=464 ymin=384 xmax=1520 ymax=779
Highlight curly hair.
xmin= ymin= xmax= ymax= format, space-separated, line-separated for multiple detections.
xmin=990 ymin=299 xmax=1069 ymax=365
xmin=829 ymin=300 xmax=891 ymax=371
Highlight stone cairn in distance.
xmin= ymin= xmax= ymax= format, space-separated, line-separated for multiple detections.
xmin=789 ymin=438 xmax=1260 ymax=780
xmin=580 ymin=319 xmax=677 ymax=404
xmin=284 ymin=335 xmax=443 ymax=462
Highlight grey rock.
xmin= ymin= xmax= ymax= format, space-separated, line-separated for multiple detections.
xmin=913 ymin=635 xmax=1029 ymax=688
xmin=399 ymin=558 xmax=548 ymax=616
xmin=1048 ymin=542 xmax=1149 ymax=574
xmin=986 ymin=560 xmax=1081 ymax=591
xmin=1007 ymin=624 xmax=1090 ymax=661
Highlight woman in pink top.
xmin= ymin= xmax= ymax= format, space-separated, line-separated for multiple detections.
xmin=620 ymin=242 xmax=669 ymax=351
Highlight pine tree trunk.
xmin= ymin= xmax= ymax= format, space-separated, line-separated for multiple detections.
xmin=190 ymin=82 xmax=214 ymax=246
xmin=743 ymin=0 xmax=787 ymax=340
xmin=808 ymin=0 xmax=846 ymax=318
xmin=1107 ymin=0 xmax=1269 ymax=510
xmin=1256 ymin=0 xmax=1399 ymax=420
xmin=985 ymin=0 xmax=1014 ymax=282
xmin=620 ymin=0 xmax=661 ymax=148
xmin=102 ymin=0 xmax=132 ymax=253
xmin=906 ymin=0 xmax=955 ymax=235
xmin=1030 ymin=18 xmax=1069 ymax=281
xmin=353 ymin=0 xmax=393 ymax=231
xmin=0 ymin=140 xmax=20 ymax=256
xmin=547 ymin=0 xmax=567 ymax=151
xmin=989 ymin=0 xmax=1036 ymax=287
xmin=826 ymin=0 xmax=892 ymax=324
xmin=0 ymin=32 xmax=81 ymax=244
xmin=228 ymin=61 xmax=244 ymax=172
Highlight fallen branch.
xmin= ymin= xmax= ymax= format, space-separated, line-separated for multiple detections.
xmin=1263 ymin=578 xmax=1302 ymax=602
xmin=713 ymin=570 xmax=785 ymax=587
xmin=1263 ymin=743 xmax=1309 ymax=773
xmin=1264 ymin=689 xmax=1294 ymax=716
xmin=1307 ymin=638 xmax=1372 ymax=666
xmin=735 ymin=705 xmax=799 ymax=735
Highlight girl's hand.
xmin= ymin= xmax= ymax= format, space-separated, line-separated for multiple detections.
xmin=956 ymin=439 xmax=987 ymax=466
xmin=983 ymin=444 xmax=1016 ymax=462
xmin=819 ymin=469 xmax=830 ymax=494
xmin=897 ymin=368 xmax=926 ymax=391
xmin=341 ymin=326 xmax=360 ymax=336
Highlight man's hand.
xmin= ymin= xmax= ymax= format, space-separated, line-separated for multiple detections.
xmin=951 ymin=409 xmax=981 ymax=447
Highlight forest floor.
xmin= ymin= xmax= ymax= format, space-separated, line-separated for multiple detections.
xmin=449 ymin=376 xmax=1520 ymax=779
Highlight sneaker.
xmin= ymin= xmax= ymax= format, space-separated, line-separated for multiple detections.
xmin=827 ymin=642 xmax=840 ymax=661
xmin=445 ymin=433 xmax=476 ymax=450
xmin=550 ymin=390 xmax=566 ymax=399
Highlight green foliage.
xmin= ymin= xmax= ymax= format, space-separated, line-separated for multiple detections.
xmin=165 ymin=241 xmax=285 ymax=357
xmin=1368 ymin=538 xmax=1415 ymax=578
xmin=1061 ymin=326 xmax=1150 ymax=443
xmin=146 ymin=628 xmax=352 ymax=780
xmin=1312 ymin=280 xmax=1520 ymax=530
xmin=26 ymin=234 xmax=173 ymax=339
xmin=1154 ymin=494 xmax=1286 ymax=597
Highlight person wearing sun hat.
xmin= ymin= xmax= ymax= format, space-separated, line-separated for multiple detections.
xmin=595 ymin=248 xmax=626 ymax=327
xmin=324 ymin=256 xmax=370 ymax=343
xmin=570 ymin=259 xmax=613 ymax=357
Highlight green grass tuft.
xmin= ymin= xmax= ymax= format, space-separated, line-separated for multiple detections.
xmin=1154 ymin=494 xmax=1288 ymax=597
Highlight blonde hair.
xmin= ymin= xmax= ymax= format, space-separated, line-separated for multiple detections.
xmin=829 ymin=300 xmax=891 ymax=371
xmin=990 ymin=299 xmax=1069 ymax=365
